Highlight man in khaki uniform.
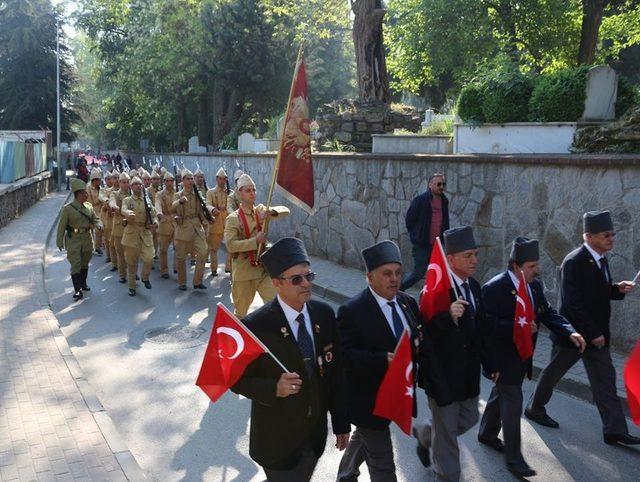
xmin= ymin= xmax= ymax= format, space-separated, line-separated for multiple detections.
xmin=155 ymin=171 xmax=177 ymax=279
xmin=121 ymin=176 xmax=158 ymax=296
xmin=206 ymin=167 xmax=231 ymax=276
xmin=56 ymin=178 xmax=103 ymax=301
xmin=141 ymin=169 xmax=152 ymax=189
xmin=172 ymin=169 xmax=209 ymax=290
xmin=224 ymin=173 xmax=289 ymax=317
xmin=195 ymin=168 xmax=208 ymax=196
xmin=149 ymin=169 xmax=162 ymax=258
xmin=99 ymin=171 xmax=117 ymax=268
xmin=226 ymin=169 xmax=244 ymax=215
xmin=87 ymin=167 xmax=104 ymax=255
xmin=109 ymin=172 xmax=131 ymax=283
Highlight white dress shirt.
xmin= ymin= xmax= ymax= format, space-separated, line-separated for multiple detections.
xmin=584 ymin=242 xmax=610 ymax=282
xmin=368 ymin=287 xmax=409 ymax=338
xmin=451 ymin=272 xmax=476 ymax=310
xmin=277 ymin=295 xmax=315 ymax=354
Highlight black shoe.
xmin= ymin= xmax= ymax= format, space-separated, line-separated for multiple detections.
xmin=412 ymin=427 xmax=430 ymax=467
xmin=73 ymin=290 xmax=83 ymax=301
xmin=119 ymin=277 xmax=126 ymax=284
xmin=210 ymin=272 xmax=218 ymax=277
xmin=190 ymin=260 xmax=196 ymax=266
xmin=105 ymin=257 xmax=111 ymax=263
xmin=478 ymin=436 xmax=505 ymax=453
xmin=225 ymin=269 xmax=231 ymax=273
xmin=173 ymin=269 xmax=178 ymax=274
xmin=136 ymin=275 xmax=140 ymax=281
xmin=193 ymin=284 xmax=207 ymax=290
xmin=525 ymin=407 xmax=559 ymax=428
xmin=80 ymin=268 xmax=90 ymax=291
xmin=161 ymin=273 xmax=170 ymax=279
xmin=507 ymin=462 xmax=536 ymax=478
xmin=95 ymin=249 xmax=103 ymax=256
xmin=111 ymin=266 xmax=118 ymax=272
xmin=81 ymin=285 xmax=91 ymax=291
xmin=178 ymin=285 xmax=187 ymax=291
xmin=129 ymin=289 xmax=136 ymax=296
xmin=153 ymin=255 xmax=159 ymax=260
xmin=143 ymin=279 xmax=152 ymax=289
xmin=604 ymin=433 xmax=640 ymax=446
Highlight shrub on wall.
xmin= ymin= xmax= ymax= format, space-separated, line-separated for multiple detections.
xmin=481 ymin=71 xmax=534 ymax=123
xmin=528 ymin=66 xmax=589 ymax=122
xmin=456 ymin=83 xmax=486 ymax=123
xmin=616 ymin=76 xmax=639 ymax=118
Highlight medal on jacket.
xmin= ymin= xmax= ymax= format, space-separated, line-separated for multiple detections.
xmin=317 ymin=355 xmax=324 ymax=377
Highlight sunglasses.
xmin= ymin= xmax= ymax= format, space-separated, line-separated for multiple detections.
xmin=436 ymin=182 xmax=446 ymax=187
xmin=279 ymin=272 xmax=316 ymax=285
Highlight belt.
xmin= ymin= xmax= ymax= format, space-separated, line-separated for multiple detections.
xmin=70 ymin=228 xmax=90 ymax=233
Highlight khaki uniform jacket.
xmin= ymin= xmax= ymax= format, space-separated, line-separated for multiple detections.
xmin=121 ymin=193 xmax=158 ymax=249
xmin=56 ymin=200 xmax=102 ymax=250
xmin=171 ymin=189 xmax=208 ymax=242
xmin=155 ymin=188 xmax=176 ymax=236
xmin=224 ymin=203 xmax=289 ymax=282
xmin=109 ymin=189 xmax=129 ymax=237
xmin=148 ymin=185 xmax=160 ymax=205
xmin=98 ymin=186 xmax=114 ymax=228
xmin=227 ymin=191 xmax=240 ymax=215
xmin=205 ymin=186 xmax=229 ymax=235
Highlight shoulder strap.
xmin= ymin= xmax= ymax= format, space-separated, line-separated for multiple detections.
xmin=69 ymin=203 xmax=93 ymax=223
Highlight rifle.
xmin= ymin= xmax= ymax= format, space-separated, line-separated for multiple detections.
xmin=195 ymin=187 xmax=214 ymax=222
xmin=142 ymin=185 xmax=153 ymax=227
xmin=226 ymin=176 xmax=231 ymax=195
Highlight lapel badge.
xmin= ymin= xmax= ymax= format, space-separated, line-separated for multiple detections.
xmin=280 ymin=326 xmax=289 ymax=338
xmin=314 ymin=324 xmax=320 ymax=334
xmin=511 ymin=290 xmax=516 ymax=295
xmin=317 ymin=356 xmax=325 ymax=377
xmin=325 ymin=351 xmax=333 ymax=363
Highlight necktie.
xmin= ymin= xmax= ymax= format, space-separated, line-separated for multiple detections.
xmin=462 ymin=282 xmax=476 ymax=321
xmin=387 ymin=301 xmax=404 ymax=341
xmin=295 ymin=313 xmax=315 ymax=376
xmin=600 ymin=257 xmax=610 ymax=283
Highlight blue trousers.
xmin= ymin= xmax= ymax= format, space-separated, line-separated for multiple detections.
xmin=401 ymin=243 xmax=432 ymax=291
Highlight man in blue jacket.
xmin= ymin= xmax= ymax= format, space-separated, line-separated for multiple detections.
xmin=401 ymin=173 xmax=449 ymax=291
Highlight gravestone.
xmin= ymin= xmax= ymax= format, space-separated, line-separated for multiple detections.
xmin=582 ymin=65 xmax=618 ymax=121
xmin=188 ymin=136 xmax=206 ymax=153
xmin=237 ymin=132 xmax=255 ymax=152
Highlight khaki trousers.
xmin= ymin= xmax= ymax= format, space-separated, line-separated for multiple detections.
xmin=158 ymin=234 xmax=174 ymax=276
xmin=112 ymin=235 xmax=127 ymax=280
xmin=103 ymin=225 xmax=112 ymax=260
xmin=124 ymin=244 xmax=154 ymax=290
xmin=92 ymin=227 xmax=103 ymax=250
xmin=231 ymin=274 xmax=276 ymax=318
xmin=175 ymin=236 xmax=207 ymax=286
xmin=207 ymin=233 xmax=226 ymax=273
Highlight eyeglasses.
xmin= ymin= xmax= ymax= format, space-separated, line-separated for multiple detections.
xmin=279 ymin=272 xmax=316 ymax=285
xmin=437 ymin=182 xmax=446 ymax=187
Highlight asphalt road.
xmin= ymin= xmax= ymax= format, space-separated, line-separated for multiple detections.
xmin=45 ymin=242 xmax=640 ymax=481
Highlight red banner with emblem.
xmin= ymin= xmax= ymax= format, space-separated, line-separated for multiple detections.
xmin=276 ymin=52 xmax=314 ymax=213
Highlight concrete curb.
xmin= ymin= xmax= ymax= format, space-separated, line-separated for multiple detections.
xmin=312 ymin=279 xmax=631 ymax=418
xmin=42 ymin=193 xmax=146 ymax=481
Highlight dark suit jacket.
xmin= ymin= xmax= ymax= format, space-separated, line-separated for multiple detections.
xmin=559 ymin=245 xmax=625 ymax=346
xmin=482 ymin=271 xmax=576 ymax=385
xmin=338 ymin=289 xmax=421 ymax=430
xmin=405 ymin=190 xmax=450 ymax=247
xmin=420 ymin=277 xmax=496 ymax=406
xmin=231 ymin=299 xmax=349 ymax=470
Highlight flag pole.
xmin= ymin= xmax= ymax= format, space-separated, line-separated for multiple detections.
xmin=257 ymin=42 xmax=306 ymax=259
xmin=436 ymin=237 xmax=457 ymax=292
xmin=217 ymin=303 xmax=290 ymax=373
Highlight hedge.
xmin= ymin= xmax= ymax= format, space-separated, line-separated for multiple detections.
xmin=528 ymin=66 xmax=589 ymax=122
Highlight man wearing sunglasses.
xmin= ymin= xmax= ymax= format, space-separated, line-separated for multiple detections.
xmin=401 ymin=173 xmax=450 ymax=291
xmin=526 ymin=210 xmax=639 ymax=447
xmin=231 ymin=237 xmax=349 ymax=481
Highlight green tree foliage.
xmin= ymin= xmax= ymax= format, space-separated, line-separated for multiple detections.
xmin=0 ymin=0 xmax=79 ymax=141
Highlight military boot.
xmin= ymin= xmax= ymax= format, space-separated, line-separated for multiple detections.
xmin=72 ymin=274 xmax=83 ymax=301
xmin=80 ymin=268 xmax=91 ymax=291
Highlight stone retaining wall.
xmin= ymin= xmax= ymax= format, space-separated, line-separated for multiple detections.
xmin=0 ymin=171 xmax=54 ymax=229
xmin=128 ymin=151 xmax=640 ymax=351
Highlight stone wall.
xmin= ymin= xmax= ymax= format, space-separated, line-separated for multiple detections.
xmin=0 ymin=171 xmax=54 ymax=229
xmin=128 ymin=151 xmax=640 ymax=351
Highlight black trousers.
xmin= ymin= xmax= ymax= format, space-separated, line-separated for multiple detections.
xmin=478 ymin=383 xmax=525 ymax=465
xmin=528 ymin=344 xmax=628 ymax=436
xmin=262 ymin=442 xmax=319 ymax=482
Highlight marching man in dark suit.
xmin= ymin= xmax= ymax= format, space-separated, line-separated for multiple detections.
xmin=478 ymin=237 xmax=585 ymax=478
xmin=415 ymin=226 xmax=498 ymax=482
xmin=526 ymin=211 xmax=640 ymax=446
xmin=337 ymin=240 xmax=421 ymax=482
xmin=231 ymin=237 xmax=350 ymax=481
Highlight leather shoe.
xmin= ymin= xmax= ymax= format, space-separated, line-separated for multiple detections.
xmin=525 ymin=407 xmax=559 ymax=428
xmin=119 ymin=277 xmax=126 ymax=284
xmin=507 ymin=462 xmax=536 ymax=478
xmin=128 ymin=289 xmax=136 ymax=296
xmin=110 ymin=266 xmax=118 ymax=272
xmin=604 ymin=433 xmax=640 ymax=446
xmin=193 ymin=284 xmax=207 ymax=290
xmin=411 ymin=427 xmax=430 ymax=467
xmin=478 ymin=436 xmax=504 ymax=453
xmin=143 ymin=280 xmax=152 ymax=289
xmin=178 ymin=285 xmax=187 ymax=291
xmin=161 ymin=273 xmax=170 ymax=279
xmin=72 ymin=290 xmax=83 ymax=301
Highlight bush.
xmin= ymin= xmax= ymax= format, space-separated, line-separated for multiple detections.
xmin=528 ymin=66 xmax=589 ymax=122
xmin=481 ymin=71 xmax=534 ymax=123
xmin=616 ymin=76 xmax=639 ymax=118
xmin=456 ymin=84 xmax=486 ymax=123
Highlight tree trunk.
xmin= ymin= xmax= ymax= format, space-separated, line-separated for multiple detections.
xmin=351 ymin=0 xmax=390 ymax=103
xmin=177 ymin=99 xmax=186 ymax=151
xmin=578 ymin=0 xmax=609 ymax=65
xmin=197 ymin=88 xmax=212 ymax=148
xmin=212 ymin=85 xmax=243 ymax=148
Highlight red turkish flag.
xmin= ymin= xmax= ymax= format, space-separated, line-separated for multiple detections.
xmin=276 ymin=53 xmax=314 ymax=213
xmin=624 ymin=338 xmax=640 ymax=426
xmin=513 ymin=271 xmax=535 ymax=361
xmin=373 ymin=331 xmax=414 ymax=435
xmin=419 ymin=239 xmax=454 ymax=322
xmin=196 ymin=303 xmax=266 ymax=403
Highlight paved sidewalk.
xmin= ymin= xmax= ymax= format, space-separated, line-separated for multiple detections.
xmin=0 ymin=193 xmax=142 ymax=482
xmin=309 ymin=255 xmax=629 ymax=405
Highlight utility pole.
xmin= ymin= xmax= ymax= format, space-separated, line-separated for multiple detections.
xmin=56 ymin=14 xmax=62 ymax=192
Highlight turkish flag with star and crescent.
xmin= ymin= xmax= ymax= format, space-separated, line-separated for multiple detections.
xmin=419 ymin=239 xmax=454 ymax=323
xmin=513 ymin=271 xmax=535 ymax=361
xmin=373 ymin=330 xmax=414 ymax=435
xmin=196 ymin=303 xmax=266 ymax=403
xmin=624 ymin=338 xmax=640 ymax=426
xmin=276 ymin=52 xmax=315 ymax=213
